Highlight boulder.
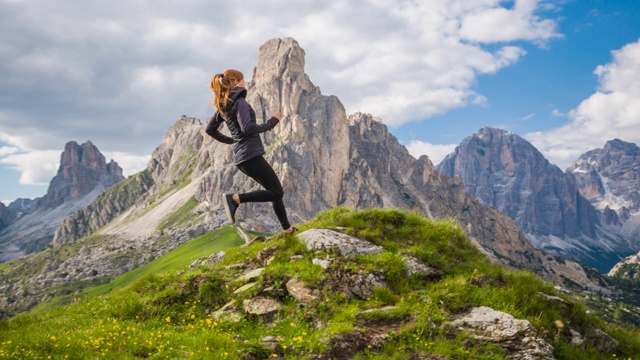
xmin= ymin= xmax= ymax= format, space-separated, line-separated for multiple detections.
xmin=243 ymin=296 xmax=282 ymax=316
xmin=401 ymin=255 xmax=443 ymax=278
xmin=286 ymin=279 xmax=321 ymax=306
xmin=449 ymin=306 xmax=555 ymax=359
xmin=297 ymin=229 xmax=383 ymax=258
xmin=348 ymin=273 xmax=388 ymax=300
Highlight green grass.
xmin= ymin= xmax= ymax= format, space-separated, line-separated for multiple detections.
xmin=1 ymin=208 xmax=639 ymax=360
xmin=29 ymin=226 xmax=245 ymax=315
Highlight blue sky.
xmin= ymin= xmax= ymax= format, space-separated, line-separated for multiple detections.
xmin=1 ymin=0 xmax=640 ymax=204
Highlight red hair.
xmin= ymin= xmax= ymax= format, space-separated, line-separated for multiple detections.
xmin=210 ymin=69 xmax=244 ymax=113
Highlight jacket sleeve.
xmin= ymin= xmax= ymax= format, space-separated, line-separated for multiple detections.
xmin=236 ymin=99 xmax=279 ymax=136
xmin=205 ymin=113 xmax=234 ymax=144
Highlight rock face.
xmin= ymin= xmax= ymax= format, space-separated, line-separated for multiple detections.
xmin=568 ymin=139 xmax=640 ymax=240
xmin=437 ymin=127 xmax=636 ymax=273
xmin=38 ymin=141 xmax=124 ymax=210
xmin=0 ymin=203 xmax=17 ymax=232
xmin=0 ymin=141 xmax=124 ymax=262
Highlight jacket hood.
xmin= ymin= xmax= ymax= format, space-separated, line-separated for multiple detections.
xmin=229 ymin=86 xmax=247 ymax=102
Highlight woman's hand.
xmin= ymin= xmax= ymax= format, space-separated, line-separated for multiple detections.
xmin=273 ymin=111 xmax=282 ymax=120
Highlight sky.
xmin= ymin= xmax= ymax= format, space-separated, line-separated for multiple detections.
xmin=1 ymin=0 xmax=640 ymax=205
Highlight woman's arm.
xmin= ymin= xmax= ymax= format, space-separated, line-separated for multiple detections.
xmin=205 ymin=113 xmax=234 ymax=144
xmin=236 ymin=99 xmax=279 ymax=136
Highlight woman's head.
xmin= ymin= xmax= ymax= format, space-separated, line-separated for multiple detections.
xmin=211 ymin=69 xmax=244 ymax=112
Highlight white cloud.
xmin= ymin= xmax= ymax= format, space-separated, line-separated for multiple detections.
xmin=102 ymin=151 xmax=151 ymax=178
xmin=0 ymin=0 xmax=562 ymax=198
xmin=459 ymin=0 xmax=560 ymax=45
xmin=405 ymin=140 xmax=457 ymax=165
xmin=526 ymin=38 xmax=640 ymax=169
xmin=0 ymin=146 xmax=18 ymax=157
xmin=0 ymin=150 xmax=60 ymax=185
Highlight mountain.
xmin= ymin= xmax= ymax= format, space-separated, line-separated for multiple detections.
xmin=568 ymin=139 xmax=640 ymax=241
xmin=0 ymin=202 xmax=17 ymax=231
xmin=0 ymin=38 xmax=609 ymax=318
xmin=0 ymin=141 xmax=124 ymax=262
xmin=436 ymin=127 xmax=636 ymax=273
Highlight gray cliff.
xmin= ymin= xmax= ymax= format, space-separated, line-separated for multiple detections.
xmin=437 ymin=127 xmax=637 ymax=273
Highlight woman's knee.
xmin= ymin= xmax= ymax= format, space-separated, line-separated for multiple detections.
xmin=272 ymin=188 xmax=284 ymax=199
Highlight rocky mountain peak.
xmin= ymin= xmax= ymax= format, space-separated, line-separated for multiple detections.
xmin=0 ymin=141 xmax=125 ymax=262
xmin=252 ymin=37 xmax=307 ymax=86
xmin=38 ymin=141 xmax=124 ymax=211
xmin=569 ymin=138 xmax=640 ymax=244
xmin=436 ymin=127 xmax=629 ymax=272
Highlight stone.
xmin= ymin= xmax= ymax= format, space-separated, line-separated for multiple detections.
xmin=243 ymin=296 xmax=282 ymax=316
xmin=189 ymin=258 xmax=204 ymax=269
xmin=348 ymin=273 xmax=388 ymax=300
xmin=401 ymin=255 xmax=443 ymax=278
xmin=537 ymin=292 xmax=568 ymax=305
xmin=590 ymin=328 xmax=619 ymax=353
xmin=256 ymin=246 xmax=278 ymax=266
xmin=360 ymin=306 xmax=397 ymax=315
xmin=211 ymin=301 xmax=242 ymax=323
xmin=286 ymin=279 xmax=320 ymax=306
xmin=260 ymin=336 xmax=282 ymax=351
xmin=237 ymin=268 xmax=265 ymax=282
xmin=312 ymin=258 xmax=332 ymax=269
xmin=234 ymin=282 xmax=258 ymax=295
xmin=204 ymin=251 xmax=226 ymax=266
xmin=569 ymin=328 xmax=583 ymax=345
xmin=449 ymin=306 xmax=554 ymax=360
xmin=297 ymin=229 xmax=383 ymax=258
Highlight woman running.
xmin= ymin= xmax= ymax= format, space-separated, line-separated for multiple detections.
xmin=206 ymin=69 xmax=296 ymax=234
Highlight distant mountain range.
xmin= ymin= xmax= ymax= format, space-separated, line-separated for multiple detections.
xmin=0 ymin=141 xmax=124 ymax=262
xmin=437 ymin=127 xmax=639 ymax=273
xmin=1 ymin=37 xmax=628 ymax=317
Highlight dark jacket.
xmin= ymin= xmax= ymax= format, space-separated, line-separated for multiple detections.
xmin=206 ymin=87 xmax=279 ymax=165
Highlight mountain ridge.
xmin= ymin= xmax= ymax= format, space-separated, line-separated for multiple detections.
xmin=436 ymin=126 xmax=638 ymax=273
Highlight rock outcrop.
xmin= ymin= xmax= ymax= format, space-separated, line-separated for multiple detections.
xmin=0 ymin=141 xmax=124 ymax=262
xmin=37 ymin=141 xmax=124 ymax=211
xmin=608 ymin=251 xmax=640 ymax=278
xmin=437 ymin=127 xmax=636 ymax=273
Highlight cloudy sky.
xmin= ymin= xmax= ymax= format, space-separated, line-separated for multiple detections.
xmin=1 ymin=0 xmax=639 ymax=204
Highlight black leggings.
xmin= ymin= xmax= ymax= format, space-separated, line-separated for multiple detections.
xmin=236 ymin=155 xmax=291 ymax=230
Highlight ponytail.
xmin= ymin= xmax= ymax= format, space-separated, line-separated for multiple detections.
xmin=210 ymin=69 xmax=244 ymax=113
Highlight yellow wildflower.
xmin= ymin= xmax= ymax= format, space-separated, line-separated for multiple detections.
xmin=166 ymin=316 xmax=171 ymax=323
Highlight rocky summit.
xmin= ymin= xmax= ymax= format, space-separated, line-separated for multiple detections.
xmin=0 ymin=141 xmax=124 ymax=262
xmin=437 ymin=127 xmax=638 ymax=273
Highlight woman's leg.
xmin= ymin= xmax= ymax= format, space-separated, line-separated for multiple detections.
xmin=236 ymin=156 xmax=292 ymax=230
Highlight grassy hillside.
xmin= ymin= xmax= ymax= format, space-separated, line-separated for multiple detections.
xmin=28 ymin=226 xmax=248 ymax=315
xmin=1 ymin=208 xmax=639 ymax=359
